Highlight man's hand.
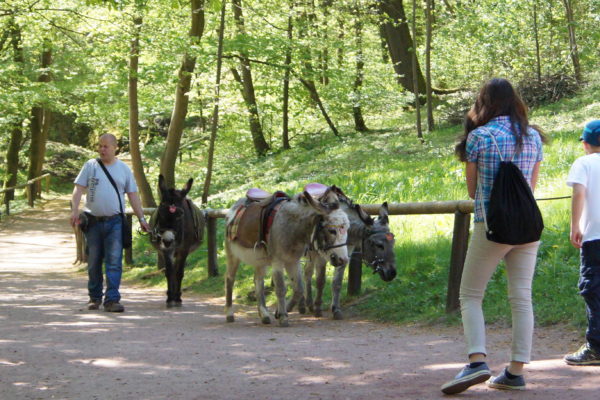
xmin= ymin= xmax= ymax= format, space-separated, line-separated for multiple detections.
xmin=139 ymin=218 xmax=151 ymax=233
xmin=570 ymin=227 xmax=583 ymax=249
xmin=70 ymin=212 xmax=80 ymax=228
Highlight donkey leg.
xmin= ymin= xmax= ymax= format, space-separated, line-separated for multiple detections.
xmin=314 ymin=257 xmax=327 ymax=318
xmin=272 ymin=266 xmax=289 ymax=327
xmin=285 ymin=261 xmax=306 ymax=314
xmin=163 ymin=252 xmax=179 ymax=308
xmin=331 ymin=264 xmax=346 ymax=320
xmin=225 ymin=243 xmax=240 ymax=322
xmin=254 ymin=266 xmax=272 ymax=324
xmin=303 ymin=254 xmax=316 ymax=313
xmin=172 ymin=253 xmax=188 ymax=307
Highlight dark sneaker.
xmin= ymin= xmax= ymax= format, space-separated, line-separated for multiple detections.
xmin=104 ymin=301 xmax=124 ymax=313
xmin=487 ymin=367 xmax=526 ymax=390
xmin=87 ymin=298 xmax=102 ymax=310
xmin=441 ymin=363 xmax=491 ymax=395
xmin=564 ymin=343 xmax=600 ymax=366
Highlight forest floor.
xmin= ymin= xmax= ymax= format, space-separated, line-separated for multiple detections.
xmin=1 ymin=196 xmax=599 ymax=400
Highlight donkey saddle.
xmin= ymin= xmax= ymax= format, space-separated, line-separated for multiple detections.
xmin=228 ymin=188 xmax=290 ymax=248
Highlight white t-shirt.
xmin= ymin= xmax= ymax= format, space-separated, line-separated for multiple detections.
xmin=74 ymin=159 xmax=138 ymax=217
xmin=567 ymin=153 xmax=600 ymax=243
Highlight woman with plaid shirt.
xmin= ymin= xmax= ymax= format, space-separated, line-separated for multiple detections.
xmin=441 ymin=78 xmax=545 ymax=394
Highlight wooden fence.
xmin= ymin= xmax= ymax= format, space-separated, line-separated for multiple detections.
xmin=0 ymin=173 xmax=52 ymax=219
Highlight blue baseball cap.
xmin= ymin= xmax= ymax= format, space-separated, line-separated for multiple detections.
xmin=580 ymin=120 xmax=600 ymax=146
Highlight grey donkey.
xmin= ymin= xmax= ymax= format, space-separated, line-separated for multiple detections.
xmin=224 ymin=188 xmax=350 ymax=327
xmin=299 ymin=185 xmax=397 ymax=320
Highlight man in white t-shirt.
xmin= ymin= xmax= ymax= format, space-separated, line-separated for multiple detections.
xmin=70 ymin=134 xmax=150 ymax=312
xmin=564 ymin=120 xmax=600 ymax=365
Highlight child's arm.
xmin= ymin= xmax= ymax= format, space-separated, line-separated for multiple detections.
xmin=570 ymin=183 xmax=585 ymax=248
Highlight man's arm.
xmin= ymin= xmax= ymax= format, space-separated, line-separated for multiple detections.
xmin=127 ymin=192 xmax=151 ymax=232
xmin=70 ymin=184 xmax=86 ymax=227
xmin=570 ymin=183 xmax=585 ymax=249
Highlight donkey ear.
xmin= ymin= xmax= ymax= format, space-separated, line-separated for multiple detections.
xmin=377 ymin=202 xmax=389 ymax=225
xmin=355 ymin=204 xmax=374 ymax=225
xmin=158 ymin=174 xmax=168 ymax=200
xmin=320 ymin=186 xmax=339 ymax=206
xmin=303 ymin=191 xmax=334 ymax=215
xmin=182 ymin=178 xmax=193 ymax=197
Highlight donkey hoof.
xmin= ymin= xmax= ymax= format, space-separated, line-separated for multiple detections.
xmin=332 ymin=310 xmax=344 ymax=320
xmin=261 ymin=315 xmax=272 ymax=325
xmin=278 ymin=318 xmax=290 ymax=327
xmin=166 ymin=300 xmax=179 ymax=308
xmin=298 ymin=305 xmax=307 ymax=315
xmin=314 ymin=309 xmax=323 ymax=318
xmin=226 ymin=315 xmax=235 ymax=323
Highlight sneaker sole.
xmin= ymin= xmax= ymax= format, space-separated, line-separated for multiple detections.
xmin=564 ymin=359 xmax=600 ymax=366
xmin=441 ymin=370 xmax=491 ymax=395
xmin=487 ymin=381 xmax=526 ymax=391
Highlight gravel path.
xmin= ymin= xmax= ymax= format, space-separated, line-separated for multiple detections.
xmin=1 ymin=197 xmax=598 ymax=399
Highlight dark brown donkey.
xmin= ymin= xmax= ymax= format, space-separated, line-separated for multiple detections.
xmin=149 ymin=175 xmax=204 ymax=307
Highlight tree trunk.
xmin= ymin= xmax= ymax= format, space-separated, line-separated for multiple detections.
xmin=425 ymin=0 xmax=434 ymax=131
xmin=128 ymin=15 xmax=156 ymax=207
xmin=562 ymin=0 xmax=581 ymax=84
xmin=231 ymin=0 xmax=270 ymax=157
xmin=297 ymin=1 xmax=339 ymax=137
xmin=28 ymin=39 xmax=52 ymax=199
xmin=282 ymin=3 xmax=293 ymax=150
xmin=3 ymin=21 xmax=24 ymax=206
xmin=202 ymin=0 xmax=227 ymax=204
xmin=379 ymin=0 xmax=426 ymax=93
xmin=411 ymin=0 xmax=422 ymax=139
xmin=533 ymin=0 xmax=541 ymax=84
xmin=160 ymin=0 xmax=205 ymax=188
xmin=352 ymin=5 xmax=368 ymax=132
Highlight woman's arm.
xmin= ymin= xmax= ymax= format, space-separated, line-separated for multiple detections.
xmin=530 ymin=161 xmax=541 ymax=192
xmin=466 ymin=162 xmax=477 ymax=199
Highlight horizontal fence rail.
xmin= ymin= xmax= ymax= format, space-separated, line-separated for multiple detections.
xmin=73 ymin=195 xmax=570 ymax=313
xmin=0 ymin=173 xmax=52 ymax=218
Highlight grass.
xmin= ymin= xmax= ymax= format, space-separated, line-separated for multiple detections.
xmin=71 ymin=74 xmax=600 ymax=330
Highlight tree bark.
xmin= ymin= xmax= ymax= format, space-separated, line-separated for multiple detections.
xmin=562 ymin=0 xmax=581 ymax=84
xmin=297 ymin=1 xmax=339 ymax=137
xmin=128 ymin=15 xmax=156 ymax=207
xmin=231 ymin=0 xmax=270 ymax=157
xmin=410 ymin=0 xmax=422 ymax=139
xmin=282 ymin=2 xmax=293 ymax=150
xmin=202 ymin=0 xmax=227 ymax=204
xmin=27 ymin=38 xmax=52 ymax=199
xmin=378 ymin=0 xmax=426 ymax=93
xmin=533 ymin=0 xmax=541 ymax=84
xmin=3 ymin=20 xmax=24 ymax=206
xmin=160 ymin=0 xmax=205 ymax=188
xmin=425 ymin=0 xmax=434 ymax=131
xmin=352 ymin=4 xmax=368 ymax=132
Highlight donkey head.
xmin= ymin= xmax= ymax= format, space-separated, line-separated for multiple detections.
xmin=357 ymin=202 xmax=397 ymax=282
xmin=155 ymin=174 xmax=193 ymax=251
xmin=303 ymin=187 xmax=350 ymax=267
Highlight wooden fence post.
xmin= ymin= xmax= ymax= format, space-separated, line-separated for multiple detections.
xmin=207 ymin=216 xmax=219 ymax=277
xmin=124 ymin=214 xmax=134 ymax=265
xmin=446 ymin=211 xmax=471 ymax=313
xmin=347 ymin=250 xmax=363 ymax=296
xmin=27 ymin=184 xmax=34 ymax=207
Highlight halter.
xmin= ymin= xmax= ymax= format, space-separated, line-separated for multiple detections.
xmin=311 ymin=218 xmax=348 ymax=252
xmin=362 ymin=227 xmax=394 ymax=273
xmin=151 ymin=203 xmax=186 ymax=246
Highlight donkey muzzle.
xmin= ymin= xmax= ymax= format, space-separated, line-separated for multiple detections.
xmin=330 ymin=253 xmax=348 ymax=267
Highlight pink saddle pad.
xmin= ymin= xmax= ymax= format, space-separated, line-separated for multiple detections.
xmin=246 ymin=187 xmax=270 ymax=201
xmin=304 ymin=182 xmax=328 ymax=198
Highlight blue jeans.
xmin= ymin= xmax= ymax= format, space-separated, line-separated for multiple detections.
xmin=85 ymin=215 xmax=124 ymax=304
xmin=580 ymin=240 xmax=600 ymax=352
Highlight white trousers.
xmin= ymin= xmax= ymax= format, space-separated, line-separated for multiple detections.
xmin=459 ymin=223 xmax=540 ymax=363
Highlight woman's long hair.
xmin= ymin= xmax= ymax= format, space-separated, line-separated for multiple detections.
xmin=455 ymin=78 xmax=544 ymax=161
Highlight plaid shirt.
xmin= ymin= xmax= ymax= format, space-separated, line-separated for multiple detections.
xmin=466 ymin=116 xmax=543 ymax=222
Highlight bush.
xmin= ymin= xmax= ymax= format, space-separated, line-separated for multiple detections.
xmin=518 ymin=73 xmax=580 ymax=108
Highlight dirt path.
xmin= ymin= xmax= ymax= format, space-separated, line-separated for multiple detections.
xmin=0 ymin=197 xmax=598 ymax=400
